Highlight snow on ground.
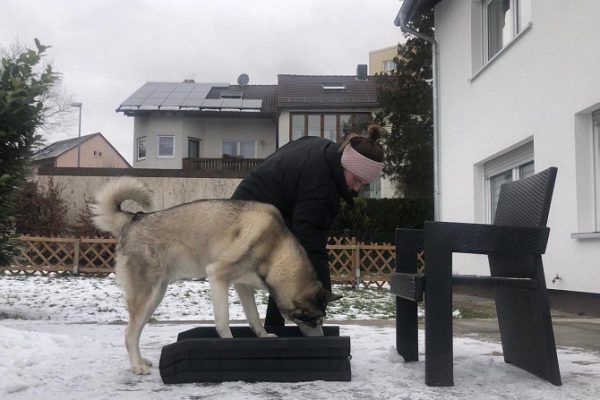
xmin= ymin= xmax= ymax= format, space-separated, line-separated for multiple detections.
xmin=1 ymin=274 xmax=599 ymax=399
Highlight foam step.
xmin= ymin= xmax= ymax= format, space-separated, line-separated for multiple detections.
xmin=159 ymin=326 xmax=351 ymax=383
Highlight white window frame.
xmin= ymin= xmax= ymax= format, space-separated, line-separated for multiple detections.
xmin=483 ymin=142 xmax=534 ymax=222
xmin=136 ymin=136 xmax=146 ymax=161
xmin=482 ymin=0 xmax=531 ymax=63
xmin=383 ymin=59 xmax=395 ymax=73
xmin=157 ymin=135 xmax=175 ymax=158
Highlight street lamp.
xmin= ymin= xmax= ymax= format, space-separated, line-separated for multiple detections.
xmin=71 ymin=102 xmax=82 ymax=168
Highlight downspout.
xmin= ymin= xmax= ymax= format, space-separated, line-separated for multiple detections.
xmin=395 ymin=4 xmax=441 ymax=221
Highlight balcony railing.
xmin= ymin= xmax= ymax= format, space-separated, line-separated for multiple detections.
xmin=182 ymin=157 xmax=264 ymax=175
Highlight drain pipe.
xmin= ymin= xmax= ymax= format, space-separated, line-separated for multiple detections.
xmin=394 ymin=4 xmax=441 ymax=220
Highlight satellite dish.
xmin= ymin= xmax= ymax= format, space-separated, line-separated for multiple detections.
xmin=237 ymin=74 xmax=249 ymax=86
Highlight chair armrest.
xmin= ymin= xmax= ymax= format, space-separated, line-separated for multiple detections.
xmin=424 ymin=221 xmax=550 ymax=255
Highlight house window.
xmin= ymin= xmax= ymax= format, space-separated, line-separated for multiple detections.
xmin=289 ymin=112 xmax=372 ymax=142
xmin=240 ymin=142 xmax=256 ymax=158
xmin=137 ymin=137 xmax=146 ymax=160
xmin=323 ymin=115 xmax=337 ymax=142
xmin=594 ymin=110 xmax=600 ymax=231
xmin=340 ymin=114 xmax=352 ymax=137
xmin=291 ymin=114 xmax=305 ymax=141
xmin=483 ymin=0 xmax=531 ymax=61
xmin=362 ymin=179 xmax=381 ymax=199
xmin=308 ymin=115 xmax=320 ymax=137
xmin=223 ymin=141 xmax=237 ymax=157
xmin=188 ymin=138 xmax=201 ymax=158
xmin=222 ymin=141 xmax=256 ymax=158
xmin=383 ymin=59 xmax=395 ymax=73
xmin=484 ymin=142 xmax=534 ymax=221
xmin=157 ymin=135 xmax=174 ymax=158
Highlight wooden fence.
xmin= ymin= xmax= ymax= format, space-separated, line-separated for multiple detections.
xmin=1 ymin=236 xmax=425 ymax=288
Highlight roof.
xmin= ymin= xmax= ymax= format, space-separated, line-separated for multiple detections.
xmin=32 ymin=133 xmax=98 ymax=161
xmin=395 ymin=0 xmax=441 ymax=27
xmin=276 ymin=74 xmax=378 ymax=110
xmin=32 ymin=133 xmax=131 ymax=168
xmin=116 ymin=81 xmax=277 ymax=116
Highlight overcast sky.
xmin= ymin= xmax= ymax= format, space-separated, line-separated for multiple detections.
xmin=1 ymin=0 xmax=405 ymax=164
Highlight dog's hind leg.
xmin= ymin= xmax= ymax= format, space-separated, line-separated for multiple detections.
xmin=124 ymin=281 xmax=168 ymax=375
xmin=234 ymin=283 xmax=276 ymax=338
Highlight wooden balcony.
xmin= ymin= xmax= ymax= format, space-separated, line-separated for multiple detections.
xmin=182 ymin=157 xmax=264 ymax=178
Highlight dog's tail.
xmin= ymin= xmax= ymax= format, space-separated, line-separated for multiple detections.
xmin=91 ymin=178 xmax=153 ymax=237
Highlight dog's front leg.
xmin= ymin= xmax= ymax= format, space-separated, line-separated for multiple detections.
xmin=206 ymin=264 xmax=234 ymax=338
xmin=234 ymin=283 xmax=276 ymax=338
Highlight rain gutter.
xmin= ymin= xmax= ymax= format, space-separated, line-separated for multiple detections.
xmin=394 ymin=0 xmax=441 ymax=220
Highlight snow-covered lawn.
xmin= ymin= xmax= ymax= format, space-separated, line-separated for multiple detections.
xmin=1 ymin=274 xmax=599 ymax=399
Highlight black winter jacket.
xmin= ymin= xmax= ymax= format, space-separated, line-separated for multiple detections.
xmin=231 ymin=137 xmax=353 ymax=289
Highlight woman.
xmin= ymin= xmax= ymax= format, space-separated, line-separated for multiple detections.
xmin=231 ymin=124 xmax=385 ymax=327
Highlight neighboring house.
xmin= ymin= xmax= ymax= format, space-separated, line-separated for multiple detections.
xmin=398 ymin=0 xmax=600 ymax=299
xmin=369 ymin=45 xmax=398 ymax=74
xmin=117 ymin=79 xmax=277 ymax=169
xmin=118 ymin=68 xmax=392 ymax=198
xmin=32 ymin=133 xmax=131 ymax=172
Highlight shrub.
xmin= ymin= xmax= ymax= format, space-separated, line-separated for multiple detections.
xmin=14 ymin=178 xmax=69 ymax=236
xmin=329 ymin=197 xmax=433 ymax=243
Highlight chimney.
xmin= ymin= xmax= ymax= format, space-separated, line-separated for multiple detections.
xmin=356 ymin=64 xmax=368 ymax=80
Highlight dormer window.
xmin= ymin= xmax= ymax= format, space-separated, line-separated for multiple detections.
xmin=321 ymin=83 xmax=345 ymax=91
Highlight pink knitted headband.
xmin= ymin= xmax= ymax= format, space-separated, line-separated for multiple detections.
xmin=341 ymin=144 xmax=383 ymax=183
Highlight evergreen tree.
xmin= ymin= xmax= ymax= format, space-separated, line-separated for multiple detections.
xmin=0 ymin=39 xmax=58 ymax=264
xmin=375 ymin=10 xmax=434 ymax=199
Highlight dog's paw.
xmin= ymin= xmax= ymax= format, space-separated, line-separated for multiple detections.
xmin=142 ymin=358 xmax=153 ymax=367
xmin=253 ymin=328 xmax=277 ymax=338
xmin=132 ymin=364 xmax=152 ymax=375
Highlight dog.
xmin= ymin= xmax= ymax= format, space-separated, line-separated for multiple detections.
xmin=92 ymin=177 xmax=341 ymax=374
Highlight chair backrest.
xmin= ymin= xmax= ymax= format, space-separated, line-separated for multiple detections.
xmin=493 ymin=167 xmax=558 ymax=228
xmin=489 ymin=167 xmax=557 ymax=278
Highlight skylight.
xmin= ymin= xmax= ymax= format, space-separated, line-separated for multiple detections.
xmin=220 ymin=90 xmax=243 ymax=99
xmin=321 ymin=83 xmax=346 ymax=90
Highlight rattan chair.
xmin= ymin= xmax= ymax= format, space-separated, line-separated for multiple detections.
xmin=390 ymin=167 xmax=561 ymax=386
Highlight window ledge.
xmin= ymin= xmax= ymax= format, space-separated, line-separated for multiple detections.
xmin=570 ymin=232 xmax=600 ymax=240
xmin=470 ymin=22 xmax=533 ymax=83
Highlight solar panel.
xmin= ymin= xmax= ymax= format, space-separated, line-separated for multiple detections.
xmin=118 ymin=82 xmax=265 ymax=111
xmin=221 ymin=99 xmax=243 ymax=108
xmin=200 ymin=99 xmax=224 ymax=108
xmin=241 ymin=99 xmax=262 ymax=109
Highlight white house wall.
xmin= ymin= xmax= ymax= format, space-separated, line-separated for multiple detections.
xmin=133 ymin=114 xmax=276 ymax=168
xmin=435 ymin=0 xmax=600 ymax=294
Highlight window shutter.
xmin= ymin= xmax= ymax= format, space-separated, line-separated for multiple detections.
xmin=483 ymin=142 xmax=534 ymax=177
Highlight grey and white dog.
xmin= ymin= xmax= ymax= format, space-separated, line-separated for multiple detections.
xmin=92 ymin=178 xmax=340 ymax=374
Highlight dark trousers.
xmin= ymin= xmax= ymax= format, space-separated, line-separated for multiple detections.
xmin=264 ymin=296 xmax=285 ymax=327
